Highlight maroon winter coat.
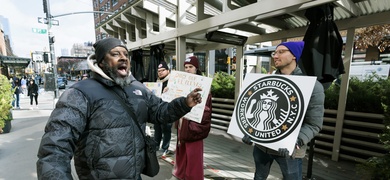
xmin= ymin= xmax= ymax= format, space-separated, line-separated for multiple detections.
xmin=173 ymin=93 xmax=212 ymax=180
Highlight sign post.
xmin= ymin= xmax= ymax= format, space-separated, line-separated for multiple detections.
xmin=43 ymin=0 xmax=59 ymax=99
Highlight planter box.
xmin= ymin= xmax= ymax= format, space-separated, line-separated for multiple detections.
xmin=2 ymin=120 xmax=12 ymax=133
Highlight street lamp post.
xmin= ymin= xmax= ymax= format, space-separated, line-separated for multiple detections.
xmin=43 ymin=0 xmax=59 ymax=99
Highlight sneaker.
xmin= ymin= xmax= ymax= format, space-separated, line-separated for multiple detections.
xmin=162 ymin=150 xmax=171 ymax=157
xmin=29 ymin=106 xmax=33 ymax=110
xmin=157 ymin=150 xmax=164 ymax=157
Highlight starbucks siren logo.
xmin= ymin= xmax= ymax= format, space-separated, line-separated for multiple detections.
xmin=235 ymin=76 xmax=304 ymax=143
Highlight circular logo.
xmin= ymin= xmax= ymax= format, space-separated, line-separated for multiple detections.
xmin=235 ymin=76 xmax=304 ymax=143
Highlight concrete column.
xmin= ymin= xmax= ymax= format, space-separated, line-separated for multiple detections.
xmin=234 ymin=46 xmax=243 ymax=101
xmin=159 ymin=6 xmax=167 ymax=33
xmin=177 ymin=0 xmax=186 ymax=28
xmin=208 ymin=50 xmax=215 ymax=76
xmin=332 ymin=27 xmax=355 ymax=161
xmin=176 ymin=37 xmax=186 ymax=71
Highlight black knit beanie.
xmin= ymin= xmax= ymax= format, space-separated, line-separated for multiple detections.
xmin=93 ymin=37 xmax=128 ymax=63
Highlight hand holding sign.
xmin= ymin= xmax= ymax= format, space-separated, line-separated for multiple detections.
xmin=185 ymin=88 xmax=203 ymax=107
xmin=162 ymin=71 xmax=212 ymax=123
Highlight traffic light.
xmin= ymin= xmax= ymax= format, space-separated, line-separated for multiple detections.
xmin=43 ymin=0 xmax=48 ymax=14
xmin=43 ymin=53 xmax=49 ymax=63
xmin=49 ymin=36 xmax=55 ymax=44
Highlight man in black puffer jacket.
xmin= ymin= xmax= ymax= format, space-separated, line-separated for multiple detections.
xmin=36 ymin=37 xmax=203 ymax=179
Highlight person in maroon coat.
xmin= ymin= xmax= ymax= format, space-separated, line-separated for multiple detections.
xmin=172 ymin=56 xmax=212 ymax=180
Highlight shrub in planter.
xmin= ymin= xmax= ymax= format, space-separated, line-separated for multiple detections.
xmin=324 ymin=74 xmax=386 ymax=114
xmin=0 ymin=74 xmax=14 ymax=133
xmin=357 ymin=77 xmax=390 ymax=179
xmin=211 ymin=71 xmax=235 ymax=99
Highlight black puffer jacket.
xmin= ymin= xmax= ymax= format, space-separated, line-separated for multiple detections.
xmin=37 ymin=73 xmax=191 ymax=179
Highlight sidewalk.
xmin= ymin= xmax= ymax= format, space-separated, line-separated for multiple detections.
xmin=1 ymin=88 xmax=359 ymax=180
xmin=13 ymin=86 xmax=57 ymax=110
xmin=154 ymin=126 xmax=359 ymax=180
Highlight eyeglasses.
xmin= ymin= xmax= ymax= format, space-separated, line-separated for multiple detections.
xmin=271 ymin=49 xmax=290 ymax=57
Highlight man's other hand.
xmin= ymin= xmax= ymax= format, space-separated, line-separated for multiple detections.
xmin=278 ymin=148 xmax=290 ymax=157
xmin=242 ymin=135 xmax=253 ymax=145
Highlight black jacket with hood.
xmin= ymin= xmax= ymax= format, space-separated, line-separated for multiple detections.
xmin=37 ymin=69 xmax=192 ymax=179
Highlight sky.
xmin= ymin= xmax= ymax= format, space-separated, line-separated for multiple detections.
xmin=0 ymin=0 xmax=95 ymax=58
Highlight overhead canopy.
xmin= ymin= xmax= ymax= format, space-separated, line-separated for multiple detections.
xmin=95 ymin=0 xmax=390 ymax=52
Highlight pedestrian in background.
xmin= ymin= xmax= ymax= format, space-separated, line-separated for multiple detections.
xmin=36 ymin=37 xmax=203 ymax=179
xmin=82 ymin=74 xmax=89 ymax=80
xmin=27 ymin=79 xmax=39 ymax=110
xmin=11 ymin=78 xmax=21 ymax=109
xmin=172 ymin=56 xmax=212 ymax=180
xmin=21 ymin=76 xmax=27 ymax=95
xmin=154 ymin=61 xmax=173 ymax=157
xmin=242 ymin=41 xmax=325 ymax=180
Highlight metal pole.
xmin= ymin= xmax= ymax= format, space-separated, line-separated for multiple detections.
xmin=45 ymin=0 xmax=59 ymax=98
xmin=306 ymin=138 xmax=316 ymax=179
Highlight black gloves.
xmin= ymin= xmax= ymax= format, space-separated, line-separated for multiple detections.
xmin=296 ymin=139 xmax=304 ymax=148
xmin=278 ymin=148 xmax=290 ymax=157
xmin=242 ymin=135 xmax=253 ymax=145
xmin=278 ymin=139 xmax=304 ymax=158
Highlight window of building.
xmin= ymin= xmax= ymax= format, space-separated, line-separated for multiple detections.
xmin=194 ymin=53 xmax=206 ymax=72
xmin=112 ymin=0 xmax=118 ymax=6
xmin=215 ymin=49 xmax=228 ymax=73
xmin=99 ymin=7 xmax=104 ymax=16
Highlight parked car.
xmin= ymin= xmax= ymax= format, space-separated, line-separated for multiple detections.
xmin=60 ymin=77 xmax=68 ymax=85
xmin=57 ymin=78 xmax=66 ymax=89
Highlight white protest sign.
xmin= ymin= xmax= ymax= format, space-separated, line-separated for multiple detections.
xmin=227 ymin=74 xmax=316 ymax=155
xmin=143 ymin=82 xmax=163 ymax=98
xmin=161 ymin=71 xmax=212 ymax=123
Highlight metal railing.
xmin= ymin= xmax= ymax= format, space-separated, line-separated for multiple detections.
xmin=211 ymin=97 xmax=386 ymax=162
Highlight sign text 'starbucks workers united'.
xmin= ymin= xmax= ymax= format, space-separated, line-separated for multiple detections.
xmin=228 ymin=74 xmax=316 ymax=155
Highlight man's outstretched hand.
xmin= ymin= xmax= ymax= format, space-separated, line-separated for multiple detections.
xmin=186 ymin=88 xmax=203 ymax=107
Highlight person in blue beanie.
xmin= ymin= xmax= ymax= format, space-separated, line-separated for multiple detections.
xmin=242 ymin=41 xmax=325 ymax=180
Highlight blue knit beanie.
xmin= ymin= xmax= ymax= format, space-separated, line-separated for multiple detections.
xmin=277 ymin=41 xmax=305 ymax=62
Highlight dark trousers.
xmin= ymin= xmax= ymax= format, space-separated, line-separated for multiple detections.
xmin=253 ymin=145 xmax=302 ymax=180
xmin=30 ymin=94 xmax=38 ymax=105
xmin=12 ymin=94 xmax=20 ymax=108
xmin=154 ymin=122 xmax=172 ymax=151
